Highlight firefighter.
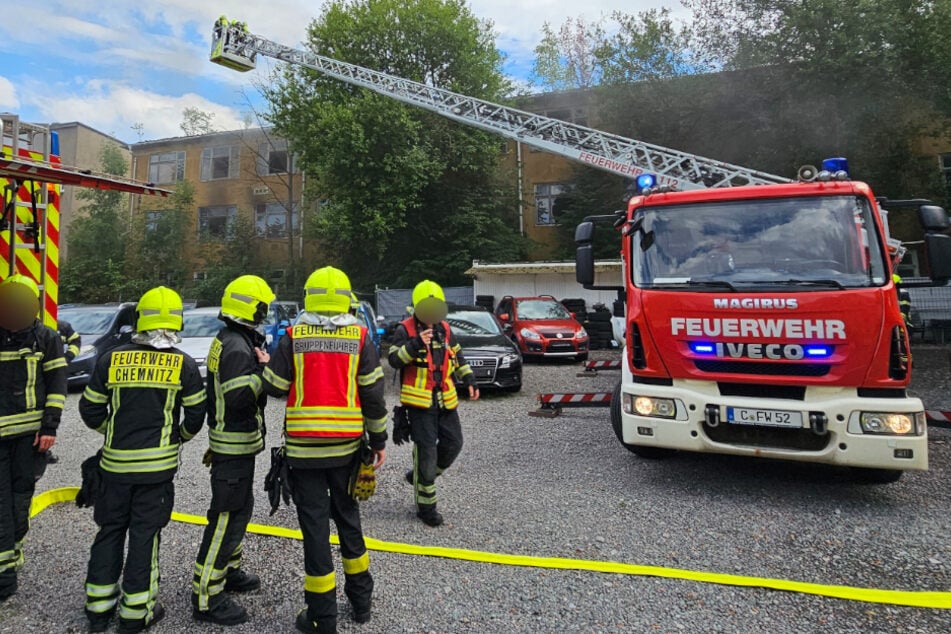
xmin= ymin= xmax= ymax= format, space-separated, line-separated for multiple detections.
xmin=387 ymin=280 xmax=478 ymax=527
xmin=0 ymin=274 xmax=67 ymax=601
xmin=59 ymin=319 xmax=81 ymax=363
xmin=192 ymin=275 xmax=275 ymax=626
xmin=43 ymin=319 xmax=80 ymax=466
xmin=262 ymin=267 xmax=386 ymax=634
xmin=80 ymin=286 xmax=206 ymax=634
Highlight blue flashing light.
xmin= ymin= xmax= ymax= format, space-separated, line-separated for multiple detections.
xmin=690 ymin=342 xmax=715 ymax=354
xmin=821 ymin=157 xmax=848 ymax=175
xmin=804 ymin=346 xmax=832 ymax=358
xmin=636 ymin=173 xmax=657 ymax=191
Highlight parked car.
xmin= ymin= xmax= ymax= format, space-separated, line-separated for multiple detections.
xmin=275 ymin=300 xmax=301 ymax=321
xmin=355 ymin=300 xmax=385 ymax=356
xmin=179 ymin=307 xmax=223 ymax=379
xmin=263 ymin=302 xmax=292 ymax=354
xmin=60 ymin=303 xmax=137 ymax=387
xmin=447 ymin=305 xmax=522 ymax=391
xmin=495 ymin=295 xmax=588 ymax=361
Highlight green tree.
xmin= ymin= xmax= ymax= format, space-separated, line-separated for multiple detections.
xmin=190 ymin=215 xmax=268 ymax=304
xmin=180 ymin=107 xmax=217 ymax=136
xmin=264 ymin=0 xmax=527 ymax=290
xmin=61 ymin=143 xmax=129 ymax=303
xmin=125 ymin=181 xmax=193 ymax=297
xmin=531 ymin=17 xmax=604 ymax=91
xmin=682 ymin=0 xmax=951 ymax=201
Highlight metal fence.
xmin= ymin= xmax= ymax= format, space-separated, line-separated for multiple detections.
xmin=375 ymin=286 xmax=474 ymax=321
xmin=907 ymin=286 xmax=951 ymax=343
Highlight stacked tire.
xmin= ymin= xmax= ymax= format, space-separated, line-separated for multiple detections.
xmin=585 ymin=304 xmax=614 ymax=350
xmin=561 ymin=298 xmax=588 ymax=323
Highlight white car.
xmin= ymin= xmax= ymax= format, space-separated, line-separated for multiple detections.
xmin=179 ymin=307 xmax=223 ymax=379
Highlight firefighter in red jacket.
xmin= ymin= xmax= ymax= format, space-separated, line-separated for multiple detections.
xmin=0 ymin=275 xmax=67 ymax=601
xmin=263 ymin=267 xmax=387 ymax=634
xmin=388 ymin=280 xmax=478 ymax=527
xmin=80 ymin=286 xmax=206 ymax=633
xmin=192 ymin=275 xmax=275 ymax=626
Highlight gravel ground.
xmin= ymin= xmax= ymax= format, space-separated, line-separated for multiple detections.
xmin=2 ymin=346 xmax=950 ymax=633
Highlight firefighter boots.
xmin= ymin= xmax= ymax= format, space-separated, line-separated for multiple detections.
xmin=193 ymin=595 xmax=249 ymax=626
xmin=225 ymin=568 xmax=261 ymax=592
xmin=117 ymin=602 xmax=165 ymax=634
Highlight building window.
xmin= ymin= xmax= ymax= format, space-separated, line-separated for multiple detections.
xmin=255 ymin=203 xmax=299 ymax=238
xmin=144 ymin=211 xmax=163 ymax=233
xmin=200 ymin=145 xmax=239 ymax=181
xmin=941 ymin=153 xmax=951 ymax=190
xmin=257 ymin=141 xmax=297 ymax=176
xmin=198 ymin=205 xmax=238 ymax=240
xmin=193 ymin=271 xmax=207 ymax=281
xmin=534 ymin=183 xmax=567 ymax=226
xmin=148 ymin=151 xmax=185 ymax=184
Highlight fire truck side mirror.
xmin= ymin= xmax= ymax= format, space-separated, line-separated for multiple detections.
xmin=925 ymin=234 xmax=951 ymax=283
xmin=919 ymin=205 xmax=950 ymax=233
xmin=575 ymin=221 xmax=595 ymax=287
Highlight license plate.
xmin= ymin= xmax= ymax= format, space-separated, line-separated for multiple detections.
xmin=726 ymin=406 xmax=803 ymax=428
xmin=475 ymin=368 xmax=493 ymax=378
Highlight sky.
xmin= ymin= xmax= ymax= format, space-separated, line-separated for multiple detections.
xmin=0 ymin=0 xmax=684 ymax=145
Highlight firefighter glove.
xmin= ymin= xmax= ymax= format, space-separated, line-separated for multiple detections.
xmin=392 ymin=406 xmax=411 ymax=446
xmin=264 ymin=446 xmax=293 ymax=515
xmin=75 ymin=451 xmax=103 ymax=508
xmin=202 ymin=448 xmax=213 ymax=468
xmin=349 ymin=446 xmax=377 ymax=501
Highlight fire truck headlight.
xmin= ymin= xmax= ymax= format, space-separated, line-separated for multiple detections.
xmin=626 ymin=395 xmax=676 ymax=419
xmin=859 ymin=412 xmax=921 ymax=435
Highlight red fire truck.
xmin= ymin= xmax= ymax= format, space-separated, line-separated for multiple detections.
xmin=1 ymin=113 xmax=170 ymax=326
xmin=576 ymin=166 xmax=951 ymax=482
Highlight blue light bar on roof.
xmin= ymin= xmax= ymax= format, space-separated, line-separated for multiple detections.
xmin=821 ymin=157 xmax=849 ymax=175
xmin=636 ymin=173 xmax=657 ymax=192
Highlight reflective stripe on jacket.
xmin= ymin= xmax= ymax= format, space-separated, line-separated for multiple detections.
xmin=79 ymin=343 xmax=206 ymax=482
xmin=397 ymin=318 xmax=459 ymax=410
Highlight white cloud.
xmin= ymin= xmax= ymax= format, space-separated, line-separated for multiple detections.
xmin=0 ymin=75 xmax=19 ymax=109
xmin=23 ymin=81 xmax=245 ymax=142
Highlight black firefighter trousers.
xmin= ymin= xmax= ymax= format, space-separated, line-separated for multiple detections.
xmin=290 ymin=463 xmax=373 ymax=627
xmin=408 ymin=405 xmax=463 ymax=511
xmin=0 ymin=434 xmax=35 ymax=595
xmin=84 ymin=476 xmax=174 ymax=628
xmin=193 ymin=456 xmax=255 ymax=611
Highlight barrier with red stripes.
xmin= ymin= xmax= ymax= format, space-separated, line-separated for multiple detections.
xmin=926 ymin=411 xmax=951 ymax=430
xmin=530 ymin=392 xmax=613 ymax=417
xmin=577 ymin=359 xmax=622 ymax=377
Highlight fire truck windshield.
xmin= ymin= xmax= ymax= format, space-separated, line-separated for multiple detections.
xmin=631 ymin=195 xmax=888 ymax=290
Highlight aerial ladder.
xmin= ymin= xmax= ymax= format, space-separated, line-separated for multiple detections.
xmin=2 ymin=113 xmax=172 ymax=327
xmin=209 ymin=20 xmax=791 ymax=191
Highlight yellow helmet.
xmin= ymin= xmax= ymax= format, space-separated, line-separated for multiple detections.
xmin=304 ymin=266 xmax=353 ymax=314
xmin=0 ymin=273 xmax=40 ymax=299
xmin=136 ymin=286 xmax=184 ymax=332
xmin=221 ymin=275 xmax=275 ymax=325
xmin=412 ymin=279 xmax=447 ymax=324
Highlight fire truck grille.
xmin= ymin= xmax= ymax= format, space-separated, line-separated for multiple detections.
xmin=703 ymin=422 xmax=831 ymax=451
xmin=694 ymin=360 xmax=830 ymax=377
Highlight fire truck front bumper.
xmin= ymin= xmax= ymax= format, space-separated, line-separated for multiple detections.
xmin=618 ymin=379 xmax=928 ymax=471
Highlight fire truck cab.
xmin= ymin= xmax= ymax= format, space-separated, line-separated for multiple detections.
xmin=577 ymin=166 xmax=951 ymax=482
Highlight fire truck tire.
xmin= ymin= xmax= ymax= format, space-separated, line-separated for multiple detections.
xmin=610 ymin=383 xmax=676 ymax=459
xmin=850 ymin=468 xmax=904 ymax=484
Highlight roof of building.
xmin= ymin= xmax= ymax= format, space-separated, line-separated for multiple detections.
xmin=465 ymin=260 xmax=621 ymax=276
xmin=49 ymin=121 xmax=128 ymax=147
xmin=132 ymin=126 xmax=280 ymax=149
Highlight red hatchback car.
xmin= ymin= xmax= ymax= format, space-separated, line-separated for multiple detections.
xmin=495 ymin=296 xmax=588 ymax=361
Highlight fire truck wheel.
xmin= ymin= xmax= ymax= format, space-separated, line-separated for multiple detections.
xmin=850 ymin=468 xmax=904 ymax=484
xmin=610 ymin=382 xmax=676 ymax=459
